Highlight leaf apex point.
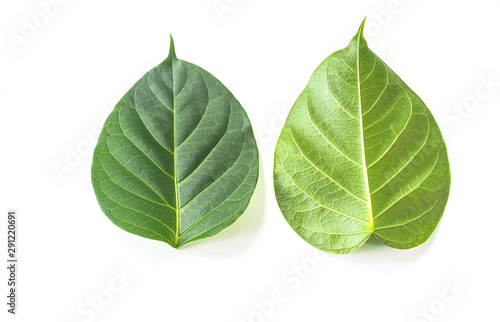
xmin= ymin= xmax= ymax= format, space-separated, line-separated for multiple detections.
xmin=168 ymin=35 xmax=177 ymax=60
xmin=358 ymin=17 xmax=367 ymax=37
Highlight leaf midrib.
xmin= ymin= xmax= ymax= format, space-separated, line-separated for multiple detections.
xmin=356 ymin=24 xmax=375 ymax=232
xmin=171 ymin=50 xmax=181 ymax=248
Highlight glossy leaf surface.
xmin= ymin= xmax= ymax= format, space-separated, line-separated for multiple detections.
xmin=92 ymin=38 xmax=259 ymax=248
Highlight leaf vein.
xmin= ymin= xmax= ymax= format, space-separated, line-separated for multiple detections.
xmin=290 ymin=131 xmax=368 ymax=203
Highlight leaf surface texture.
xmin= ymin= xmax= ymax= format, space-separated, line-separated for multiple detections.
xmin=92 ymin=38 xmax=259 ymax=248
xmin=274 ymin=21 xmax=451 ymax=254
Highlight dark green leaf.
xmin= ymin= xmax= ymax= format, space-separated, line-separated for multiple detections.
xmin=92 ymin=37 xmax=259 ymax=248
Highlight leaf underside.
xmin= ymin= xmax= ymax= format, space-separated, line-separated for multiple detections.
xmin=91 ymin=38 xmax=259 ymax=248
xmin=274 ymin=20 xmax=451 ymax=254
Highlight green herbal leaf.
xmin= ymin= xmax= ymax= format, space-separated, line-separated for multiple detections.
xmin=91 ymin=37 xmax=259 ymax=248
xmin=274 ymin=20 xmax=451 ymax=254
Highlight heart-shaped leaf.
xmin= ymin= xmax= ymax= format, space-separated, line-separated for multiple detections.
xmin=91 ymin=37 xmax=259 ymax=248
xmin=274 ymin=20 xmax=451 ymax=254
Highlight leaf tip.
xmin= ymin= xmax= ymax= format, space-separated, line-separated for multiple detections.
xmin=349 ymin=17 xmax=368 ymax=48
xmin=168 ymin=34 xmax=177 ymax=61
xmin=357 ymin=17 xmax=367 ymax=39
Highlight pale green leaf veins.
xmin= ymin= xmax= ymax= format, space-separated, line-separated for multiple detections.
xmin=273 ymin=20 xmax=451 ymax=254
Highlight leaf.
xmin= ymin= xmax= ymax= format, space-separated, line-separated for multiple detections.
xmin=273 ymin=19 xmax=451 ymax=254
xmin=91 ymin=37 xmax=259 ymax=249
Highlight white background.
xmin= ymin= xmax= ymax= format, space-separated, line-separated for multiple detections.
xmin=1 ymin=0 xmax=499 ymax=321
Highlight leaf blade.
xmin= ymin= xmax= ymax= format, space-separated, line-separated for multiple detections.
xmin=91 ymin=38 xmax=259 ymax=248
xmin=274 ymin=20 xmax=451 ymax=254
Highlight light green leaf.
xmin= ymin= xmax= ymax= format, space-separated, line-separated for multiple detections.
xmin=91 ymin=37 xmax=259 ymax=248
xmin=274 ymin=20 xmax=451 ymax=254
